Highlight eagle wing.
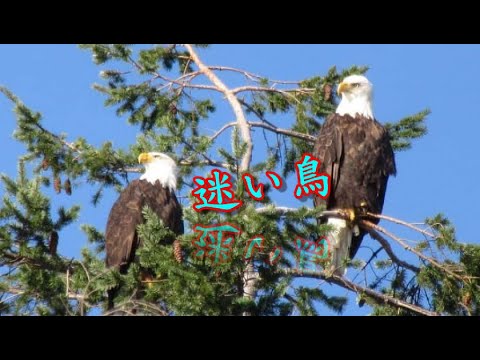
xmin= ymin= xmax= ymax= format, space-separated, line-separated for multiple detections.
xmin=140 ymin=180 xmax=184 ymax=239
xmin=105 ymin=180 xmax=145 ymax=270
xmin=313 ymin=113 xmax=343 ymax=211
xmin=313 ymin=114 xmax=396 ymax=259
xmin=105 ymin=179 xmax=184 ymax=271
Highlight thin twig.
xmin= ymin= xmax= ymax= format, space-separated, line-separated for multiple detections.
xmin=207 ymin=66 xmax=302 ymax=85
xmin=66 ymin=267 xmax=70 ymax=297
xmin=238 ymin=98 xmax=277 ymax=128
xmin=4 ymin=286 xmax=86 ymax=303
xmin=184 ymin=44 xmax=253 ymax=173
xmin=232 ymin=85 xmax=314 ymax=97
xmin=35 ymin=122 xmax=82 ymax=153
xmin=0 ymin=289 xmax=24 ymax=304
xmin=179 ymin=159 xmax=234 ymax=171
xmin=281 ymin=268 xmax=439 ymax=316
xmin=360 ymin=220 xmax=465 ymax=282
xmin=209 ymin=121 xmax=315 ymax=143
xmin=366 ymin=212 xmax=436 ymax=239
xmin=163 ymin=65 xmax=303 ymax=89
xmin=209 ymin=122 xmax=237 ymax=142
xmin=360 ymin=247 xmax=384 ymax=272
xmin=458 ymin=301 xmax=472 ymax=316
xmin=155 ymin=72 xmax=220 ymax=92
xmin=256 ymin=206 xmax=299 ymax=215
xmin=249 ymin=121 xmax=315 ymax=142
xmin=366 ymin=228 xmax=420 ymax=273
xmin=180 ymin=138 xmax=236 ymax=171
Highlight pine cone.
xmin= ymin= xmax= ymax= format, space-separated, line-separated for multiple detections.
xmin=323 ymin=83 xmax=332 ymax=101
xmin=64 ymin=178 xmax=72 ymax=195
xmin=169 ymin=103 xmax=178 ymax=115
xmin=41 ymin=158 xmax=49 ymax=171
xmin=462 ymin=293 xmax=472 ymax=307
xmin=173 ymin=239 xmax=183 ymax=263
xmin=49 ymin=231 xmax=59 ymax=256
xmin=53 ymin=176 xmax=62 ymax=194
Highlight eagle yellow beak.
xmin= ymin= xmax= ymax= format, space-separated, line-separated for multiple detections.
xmin=138 ymin=153 xmax=153 ymax=164
xmin=337 ymin=82 xmax=351 ymax=96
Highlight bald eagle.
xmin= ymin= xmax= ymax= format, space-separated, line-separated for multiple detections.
xmin=313 ymin=75 xmax=396 ymax=275
xmin=105 ymin=152 xmax=184 ymax=309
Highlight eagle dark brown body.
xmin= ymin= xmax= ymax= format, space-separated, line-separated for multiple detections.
xmin=105 ymin=179 xmax=184 ymax=273
xmin=313 ymin=113 xmax=396 ymax=259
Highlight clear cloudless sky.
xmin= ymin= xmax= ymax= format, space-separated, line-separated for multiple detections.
xmin=0 ymin=44 xmax=479 ymax=315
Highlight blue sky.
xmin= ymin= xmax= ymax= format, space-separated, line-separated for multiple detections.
xmin=1 ymin=44 xmax=479 ymax=315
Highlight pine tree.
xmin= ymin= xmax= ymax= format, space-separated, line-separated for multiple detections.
xmin=0 ymin=44 xmax=479 ymax=316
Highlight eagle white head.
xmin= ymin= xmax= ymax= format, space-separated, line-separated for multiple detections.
xmin=138 ymin=152 xmax=177 ymax=190
xmin=335 ymin=74 xmax=374 ymax=119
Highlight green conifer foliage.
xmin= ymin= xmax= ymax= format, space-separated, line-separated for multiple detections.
xmin=0 ymin=44 xmax=478 ymax=316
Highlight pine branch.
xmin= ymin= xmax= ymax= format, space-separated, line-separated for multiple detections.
xmin=34 ymin=122 xmax=81 ymax=153
xmin=385 ymin=109 xmax=429 ymax=152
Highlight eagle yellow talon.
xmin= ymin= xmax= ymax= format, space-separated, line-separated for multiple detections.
xmin=341 ymin=208 xmax=356 ymax=222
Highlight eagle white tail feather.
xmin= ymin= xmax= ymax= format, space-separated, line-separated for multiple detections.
xmin=327 ymin=218 xmax=352 ymax=275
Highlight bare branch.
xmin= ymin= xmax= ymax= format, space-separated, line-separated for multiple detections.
xmin=184 ymin=44 xmax=257 ymax=311
xmin=209 ymin=122 xmax=237 ymax=142
xmin=179 ymin=159 xmax=235 ymax=171
xmin=207 ymin=66 xmax=302 ymax=85
xmin=154 ymin=72 xmax=221 ymax=92
xmin=122 ymin=167 xmax=143 ymax=173
xmin=281 ymin=268 xmax=439 ymax=316
xmin=3 ymin=286 xmax=86 ymax=304
xmin=209 ymin=121 xmax=315 ymax=143
xmin=360 ymin=220 xmax=466 ymax=282
xmin=184 ymin=44 xmax=252 ymax=173
xmin=249 ymin=121 xmax=315 ymax=142
xmin=256 ymin=206 xmax=299 ymax=215
xmin=232 ymin=85 xmax=314 ymax=97
xmin=124 ymin=158 xmax=233 ymax=173
xmin=366 ymin=212 xmax=436 ymax=239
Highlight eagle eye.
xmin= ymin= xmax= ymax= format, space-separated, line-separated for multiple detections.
xmin=352 ymin=83 xmax=360 ymax=88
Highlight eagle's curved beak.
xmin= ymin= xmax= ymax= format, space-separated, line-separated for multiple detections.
xmin=138 ymin=153 xmax=152 ymax=164
xmin=337 ymin=82 xmax=350 ymax=96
